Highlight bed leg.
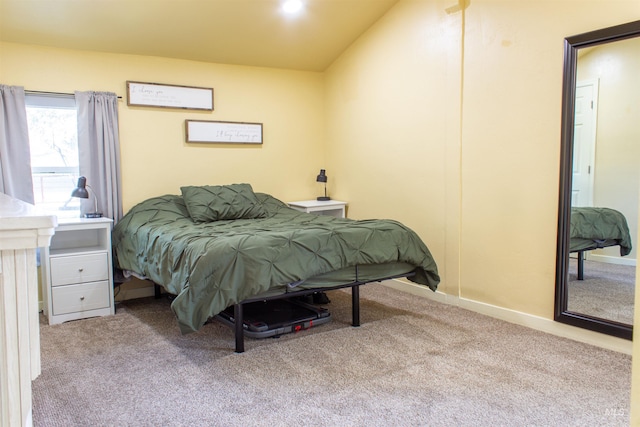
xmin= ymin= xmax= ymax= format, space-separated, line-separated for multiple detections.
xmin=234 ymin=303 xmax=245 ymax=353
xmin=577 ymin=251 xmax=584 ymax=280
xmin=154 ymin=284 xmax=162 ymax=299
xmin=352 ymin=285 xmax=361 ymax=327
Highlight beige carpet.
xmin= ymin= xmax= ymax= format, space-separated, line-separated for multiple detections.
xmin=568 ymin=258 xmax=635 ymax=325
xmin=33 ymin=283 xmax=631 ymax=426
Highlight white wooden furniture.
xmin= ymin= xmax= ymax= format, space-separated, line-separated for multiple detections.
xmin=41 ymin=217 xmax=114 ymax=325
xmin=288 ymin=199 xmax=347 ymax=218
xmin=0 ymin=193 xmax=56 ymax=427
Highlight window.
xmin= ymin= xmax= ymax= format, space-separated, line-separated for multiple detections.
xmin=25 ymin=93 xmax=80 ymax=217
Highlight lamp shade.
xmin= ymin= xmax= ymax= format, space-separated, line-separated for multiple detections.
xmin=316 ymin=169 xmax=328 ymax=183
xmin=71 ymin=176 xmax=89 ymax=199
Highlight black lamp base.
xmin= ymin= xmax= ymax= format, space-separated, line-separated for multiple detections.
xmin=317 ymin=196 xmax=331 ymax=201
xmin=85 ymin=212 xmax=104 ymax=218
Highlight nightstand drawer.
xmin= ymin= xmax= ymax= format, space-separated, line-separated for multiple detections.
xmin=52 ymin=281 xmax=111 ymax=315
xmin=50 ymin=253 xmax=109 ymax=286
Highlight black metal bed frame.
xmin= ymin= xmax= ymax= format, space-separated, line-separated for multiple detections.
xmin=570 ymin=241 xmax=621 ymax=281
xmin=155 ymin=267 xmax=415 ymax=353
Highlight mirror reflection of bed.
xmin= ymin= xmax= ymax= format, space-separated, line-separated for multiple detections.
xmin=567 ymin=205 xmax=634 ymax=324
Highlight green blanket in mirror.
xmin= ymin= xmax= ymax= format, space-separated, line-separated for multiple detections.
xmin=570 ymin=207 xmax=632 ymax=256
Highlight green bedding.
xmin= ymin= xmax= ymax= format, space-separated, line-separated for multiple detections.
xmin=112 ymin=192 xmax=440 ymax=333
xmin=570 ymin=207 xmax=632 ymax=256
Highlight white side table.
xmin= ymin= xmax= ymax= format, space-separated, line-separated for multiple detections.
xmin=288 ymin=200 xmax=347 ymax=218
xmin=41 ymin=217 xmax=115 ymax=325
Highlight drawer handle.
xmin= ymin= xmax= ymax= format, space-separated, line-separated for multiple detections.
xmin=78 ymin=268 xmax=84 ymax=272
xmin=80 ymin=296 xmax=85 ymax=301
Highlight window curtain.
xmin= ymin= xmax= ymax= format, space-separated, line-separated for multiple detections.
xmin=75 ymin=91 xmax=123 ymax=223
xmin=0 ymin=85 xmax=34 ymax=203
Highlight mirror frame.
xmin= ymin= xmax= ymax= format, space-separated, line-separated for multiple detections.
xmin=555 ymin=20 xmax=640 ymax=340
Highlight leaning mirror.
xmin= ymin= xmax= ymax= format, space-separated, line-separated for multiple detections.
xmin=556 ymin=20 xmax=640 ymax=340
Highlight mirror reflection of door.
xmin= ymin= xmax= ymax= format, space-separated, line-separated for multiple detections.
xmin=567 ymin=37 xmax=640 ymax=326
xmin=571 ymin=80 xmax=597 ymax=207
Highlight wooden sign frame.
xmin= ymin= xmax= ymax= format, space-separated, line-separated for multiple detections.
xmin=127 ymin=81 xmax=214 ymax=110
xmin=186 ymin=120 xmax=263 ymax=144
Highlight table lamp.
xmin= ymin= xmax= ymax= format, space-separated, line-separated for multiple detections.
xmin=71 ymin=176 xmax=103 ymax=218
xmin=316 ymin=169 xmax=330 ymax=201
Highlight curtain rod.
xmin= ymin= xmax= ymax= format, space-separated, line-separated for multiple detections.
xmin=26 ymin=90 xmax=122 ymax=99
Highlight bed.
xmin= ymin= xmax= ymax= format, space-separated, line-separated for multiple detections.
xmin=570 ymin=207 xmax=632 ymax=280
xmin=112 ymin=184 xmax=440 ymax=351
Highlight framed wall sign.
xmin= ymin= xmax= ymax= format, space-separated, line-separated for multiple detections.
xmin=186 ymin=120 xmax=263 ymax=144
xmin=126 ymin=81 xmax=214 ymax=110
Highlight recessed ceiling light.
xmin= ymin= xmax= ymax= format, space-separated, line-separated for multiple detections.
xmin=282 ymin=0 xmax=304 ymax=15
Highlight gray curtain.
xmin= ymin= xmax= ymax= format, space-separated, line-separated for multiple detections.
xmin=0 ymin=85 xmax=34 ymax=203
xmin=75 ymin=91 xmax=123 ymax=223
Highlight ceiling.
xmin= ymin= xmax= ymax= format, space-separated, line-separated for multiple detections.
xmin=0 ymin=0 xmax=400 ymax=72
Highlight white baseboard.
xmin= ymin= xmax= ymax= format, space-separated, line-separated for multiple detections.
xmin=383 ymin=279 xmax=632 ymax=355
xmin=588 ymin=253 xmax=637 ymax=267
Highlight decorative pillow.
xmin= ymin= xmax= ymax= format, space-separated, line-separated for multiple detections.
xmin=180 ymin=183 xmax=266 ymax=222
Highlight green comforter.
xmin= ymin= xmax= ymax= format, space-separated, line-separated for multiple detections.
xmin=112 ymin=193 xmax=440 ymax=333
xmin=570 ymin=207 xmax=632 ymax=256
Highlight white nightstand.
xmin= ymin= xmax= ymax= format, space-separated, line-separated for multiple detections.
xmin=288 ymin=199 xmax=347 ymax=218
xmin=41 ymin=217 xmax=115 ymax=325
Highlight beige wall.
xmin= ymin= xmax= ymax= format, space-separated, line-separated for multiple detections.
xmin=324 ymin=0 xmax=462 ymax=294
xmin=0 ymin=43 xmax=326 ymax=211
xmin=635 ymin=251 xmax=640 ymax=426
xmin=326 ymin=0 xmax=638 ymax=315
xmin=1 ymin=42 xmax=329 ymax=302
xmin=324 ymin=0 xmax=639 ymax=421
